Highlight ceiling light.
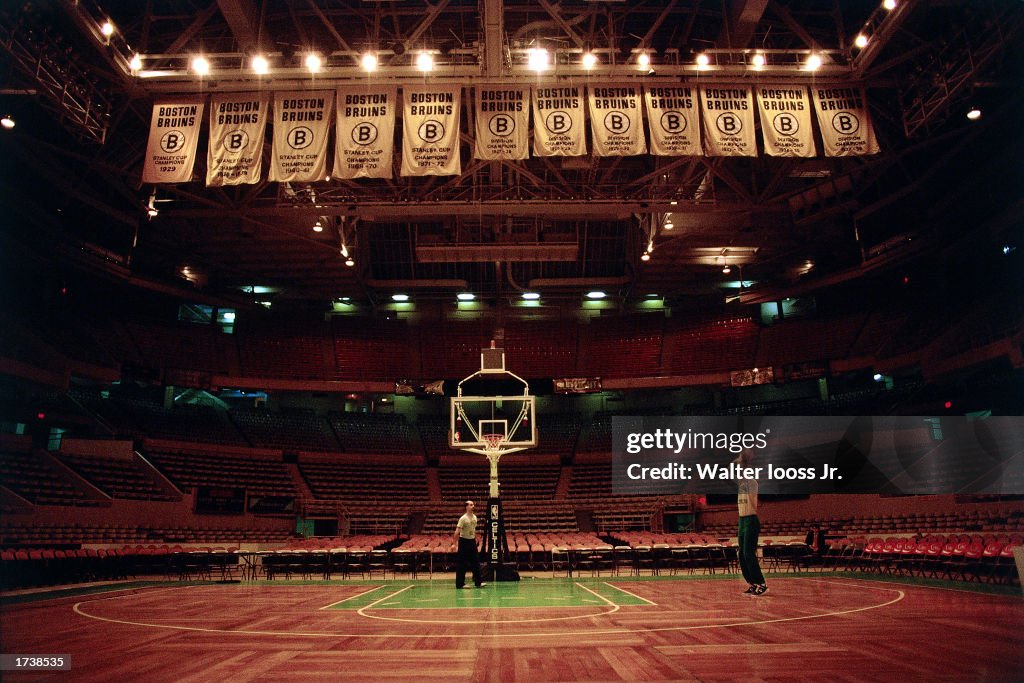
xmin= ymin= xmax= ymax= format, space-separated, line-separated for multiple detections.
xmin=313 ymin=220 xmax=323 ymax=232
xmin=1 ymin=115 xmax=14 ymax=130
xmin=751 ymin=53 xmax=766 ymax=67
xmin=582 ymin=52 xmax=598 ymax=70
xmin=521 ymin=292 xmax=540 ymax=300
xmin=339 ymin=297 xmax=351 ymax=302
xmin=637 ymin=52 xmax=650 ymax=69
xmin=669 ymin=200 xmax=678 ymax=206
xmin=695 ymin=53 xmax=710 ymax=67
xmin=191 ymin=56 xmax=210 ymax=75
xmin=854 ymin=34 xmax=869 ymax=49
xmin=100 ymin=21 xmax=115 ymax=38
xmin=344 ymin=258 xmax=355 ymax=267
xmin=392 ymin=293 xmax=409 ymax=302
xmin=527 ymin=48 xmax=550 ymax=72
xmin=640 ymin=252 xmax=650 ymax=262
xmin=340 ymin=244 xmax=349 ymax=257
xmin=664 ymin=221 xmax=674 ymax=230
xmin=966 ymin=108 xmax=982 ymax=120
xmin=416 ymin=51 xmax=434 ymax=72
xmin=722 ymin=265 xmax=732 ymax=274
xmin=146 ymin=190 xmax=158 ymax=217
xmin=873 ymin=373 xmax=884 ymax=381
xmin=586 ymin=291 xmax=606 ymax=299
xmin=325 ymin=175 xmax=331 ymax=181
xmin=883 ymin=0 xmax=897 ymax=10
xmin=456 ymin=293 xmax=475 ymax=301
xmin=222 ymin=311 xmax=236 ymax=322
xmin=251 ymin=54 xmax=269 ymax=74
xmin=305 ymin=53 xmax=322 ymax=72
xmin=129 ymin=54 xmax=142 ymax=71
xmin=805 ymin=53 xmax=822 ymax=70
xmin=361 ymin=52 xmax=378 ymax=72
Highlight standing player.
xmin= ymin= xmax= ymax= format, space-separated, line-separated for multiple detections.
xmin=454 ymin=500 xmax=485 ymax=588
xmin=736 ymin=449 xmax=767 ymax=595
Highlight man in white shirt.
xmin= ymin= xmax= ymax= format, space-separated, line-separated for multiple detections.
xmin=736 ymin=450 xmax=767 ymax=595
xmin=454 ymin=500 xmax=485 ymax=588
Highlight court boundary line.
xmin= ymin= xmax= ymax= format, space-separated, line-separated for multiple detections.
xmin=601 ymin=581 xmax=657 ymax=605
xmin=71 ymin=578 xmax=907 ymax=639
xmin=318 ymin=585 xmax=388 ymax=610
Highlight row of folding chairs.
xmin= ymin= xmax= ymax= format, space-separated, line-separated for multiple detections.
xmin=550 ymin=545 xmax=742 ymax=577
xmin=259 ymin=549 xmax=431 ymax=580
xmin=820 ymin=537 xmax=1020 ymax=584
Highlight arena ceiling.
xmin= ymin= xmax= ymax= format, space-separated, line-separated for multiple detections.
xmin=1 ymin=0 xmax=1022 ymax=310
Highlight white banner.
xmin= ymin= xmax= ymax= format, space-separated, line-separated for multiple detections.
xmin=474 ymin=87 xmax=529 ymax=160
xmin=588 ymin=85 xmax=646 ymax=157
xmin=206 ymin=93 xmax=269 ymax=186
xmin=269 ymin=91 xmax=333 ymax=182
xmin=400 ymin=86 xmax=461 ymax=176
xmin=699 ymin=86 xmax=757 ymax=157
xmin=812 ymin=87 xmax=879 ymax=156
xmin=756 ymin=86 xmax=816 ymax=157
xmin=644 ymin=86 xmax=700 ymax=156
xmin=141 ymin=99 xmax=204 ymax=184
xmin=532 ymin=86 xmax=586 ymax=156
xmin=334 ymin=86 xmax=397 ymax=179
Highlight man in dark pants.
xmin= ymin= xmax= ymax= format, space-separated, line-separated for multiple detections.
xmin=454 ymin=500 xmax=485 ymax=588
xmin=736 ymin=450 xmax=767 ymax=595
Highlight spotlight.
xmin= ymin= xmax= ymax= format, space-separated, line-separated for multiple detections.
xmin=191 ymin=56 xmax=210 ymax=75
xmin=695 ymin=53 xmax=710 ymax=67
xmin=805 ymin=53 xmax=822 ymax=70
xmin=663 ymin=221 xmax=674 ymax=230
xmin=1 ymin=115 xmax=15 ymax=130
xmin=521 ymin=292 xmax=540 ymax=300
xmin=100 ymin=21 xmax=114 ymax=38
xmin=392 ymin=293 xmax=409 ymax=302
xmin=456 ymin=293 xmax=475 ymax=301
xmin=313 ymin=220 xmax=323 ymax=233
xmin=873 ymin=373 xmax=884 ymax=381
xmin=345 ymin=258 xmax=355 ymax=267
xmin=340 ymin=245 xmax=349 ymax=257
xmin=637 ymin=52 xmax=650 ymax=69
xmin=582 ymin=52 xmax=598 ymax=70
xmin=883 ymin=0 xmax=897 ymax=10
xmin=966 ymin=108 xmax=982 ymax=121
xmin=854 ymin=34 xmax=869 ymax=49
xmin=251 ymin=54 xmax=269 ymax=74
xmin=751 ymin=53 xmax=766 ymax=67
xmin=129 ymin=54 xmax=142 ymax=71
xmin=586 ymin=291 xmax=606 ymax=299
xmin=361 ymin=52 xmax=378 ymax=72
xmin=722 ymin=265 xmax=732 ymax=274
xmin=415 ymin=51 xmax=434 ymax=72
xmin=640 ymin=252 xmax=650 ymax=262
xmin=527 ymin=48 xmax=549 ymax=72
xmin=305 ymin=53 xmax=322 ymax=72
xmin=146 ymin=190 xmax=158 ymax=218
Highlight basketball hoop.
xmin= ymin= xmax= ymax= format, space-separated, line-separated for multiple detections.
xmin=482 ymin=434 xmax=506 ymax=453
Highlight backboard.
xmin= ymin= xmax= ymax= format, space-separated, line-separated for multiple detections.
xmin=450 ymin=395 xmax=536 ymax=453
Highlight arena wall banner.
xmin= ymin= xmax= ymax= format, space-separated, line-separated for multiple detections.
xmin=269 ymin=91 xmax=333 ymax=182
xmin=699 ymin=85 xmax=757 ymax=156
xmin=532 ymin=85 xmax=586 ymax=156
xmin=334 ymin=85 xmax=396 ymax=179
xmin=811 ymin=86 xmax=880 ymax=156
xmin=141 ymin=98 xmax=205 ymax=184
xmin=756 ymin=86 xmax=816 ymax=157
xmin=644 ymin=85 xmax=701 ymax=156
xmin=588 ymin=84 xmax=646 ymax=156
xmin=400 ymin=86 xmax=462 ymax=176
xmin=474 ymin=86 xmax=529 ymax=160
xmin=206 ymin=93 xmax=269 ymax=186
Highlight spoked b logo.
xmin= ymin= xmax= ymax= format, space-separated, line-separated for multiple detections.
xmin=287 ymin=127 xmax=314 ymax=150
xmin=660 ymin=112 xmax=687 ymax=134
xmin=352 ymin=122 xmax=378 ymax=146
xmin=772 ymin=112 xmax=799 ymax=136
xmin=160 ymin=131 xmax=186 ymax=153
xmin=831 ymin=112 xmax=860 ymax=135
xmin=223 ymin=129 xmax=249 ymax=152
xmin=716 ymin=112 xmax=742 ymax=135
xmin=604 ymin=111 xmax=630 ymax=135
xmin=488 ymin=114 xmax=515 ymax=137
xmin=544 ymin=111 xmax=572 ymax=135
xmin=418 ymin=120 xmax=445 ymax=143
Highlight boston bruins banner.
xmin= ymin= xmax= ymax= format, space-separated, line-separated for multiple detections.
xmin=699 ymin=86 xmax=757 ymax=157
xmin=474 ymin=87 xmax=529 ymax=160
xmin=811 ymin=87 xmax=879 ymax=156
xmin=269 ymin=91 xmax=333 ymax=182
xmin=400 ymin=86 xmax=461 ymax=176
xmin=644 ymin=86 xmax=700 ymax=156
xmin=206 ymin=93 xmax=269 ymax=186
xmin=532 ymin=85 xmax=586 ymax=156
xmin=756 ymin=86 xmax=816 ymax=157
xmin=588 ymin=85 xmax=646 ymax=157
xmin=334 ymin=85 xmax=396 ymax=179
xmin=141 ymin=99 xmax=204 ymax=184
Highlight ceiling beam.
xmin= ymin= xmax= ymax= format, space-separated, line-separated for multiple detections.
xmin=216 ymin=0 xmax=261 ymax=52
xmin=723 ymin=0 xmax=769 ymax=49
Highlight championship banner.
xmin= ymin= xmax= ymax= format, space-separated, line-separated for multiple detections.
xmin=532 ymin=85 xmax=586 ymax=156
xmin=474 ymin=86 xmax=529 ymax=160
xmin=334 ymin=85 xmax=396 ymax=179
xmin=206 ymin=93 xmax=269 ymax=186
xmin=141 ymin=99 xmax=204 ymax=184
xmin=269 ymin=91 xmax=333 ymax=182
xmin=400 ymin=86 xmax=461 ymax=176
xmin=756 ymin=86 xmax=816 ymax=157
xmin=699 ymin=86 xmax=757 ymax=156
xmin=588 ymin=85 xmax=646 ymax=156
xmin=644 ymin=86 xmax=700 ymax=156
xmin=811 ymin=86 xmax=880 ymax=156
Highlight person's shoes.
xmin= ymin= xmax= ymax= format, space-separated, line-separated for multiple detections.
xmin=743 ymin=585 xmax=757 ymax=594
xmin=456 ymin=585 xmax=468 ymax=589
xmin=475 ymin=582 xmax=487 ymax=588
xmin=753 ymin=584 xmax=768 ymax=596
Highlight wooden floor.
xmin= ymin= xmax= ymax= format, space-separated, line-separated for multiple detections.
xmin=2 ymin=577 xmax=1022 ymax=681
